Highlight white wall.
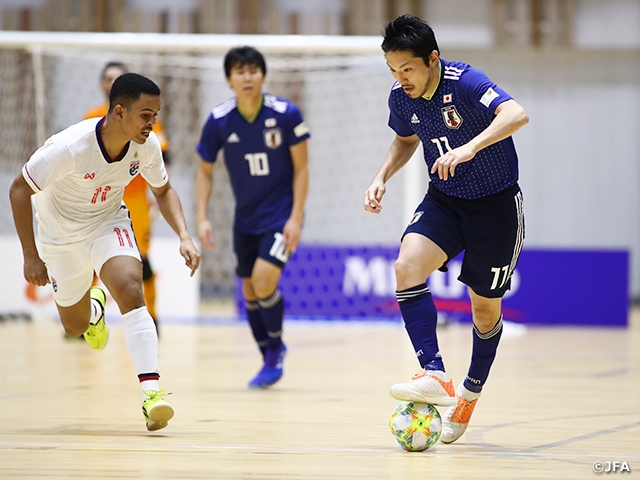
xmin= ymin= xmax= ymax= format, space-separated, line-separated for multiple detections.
xmin=575 ymin=0 xmax=640 ymax=48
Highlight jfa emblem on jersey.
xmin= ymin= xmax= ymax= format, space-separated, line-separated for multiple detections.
xmin=264 ymin=128 xmax=282 ymax=149
xmin=129 ymin=160 xmax=140 ymax=176
xmin=441 ymin=106 xmax=463 ymax=129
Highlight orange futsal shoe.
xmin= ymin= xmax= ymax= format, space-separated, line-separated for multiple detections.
xmin=441 ymin=385 xmax=480 ymax=444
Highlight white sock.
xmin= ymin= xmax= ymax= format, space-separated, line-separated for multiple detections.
xmin=141 ymin=379 xmax=161 ymax=395
xmin=89 ymin=298 xmax=102 ymax=325
xmin=458 ymin=383 xmax=482 ymax=402
xmin=122 ymin=306 xmax=160 ymax=398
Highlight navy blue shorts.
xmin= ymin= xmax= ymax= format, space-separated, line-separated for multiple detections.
xmin=403 ymin=183 xmax=525 ymax=298
xmin=233 ymin=228 xmax=291 ymax=278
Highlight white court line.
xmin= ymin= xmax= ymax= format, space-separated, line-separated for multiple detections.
xmin=1 ymin=441 xmax=639 ymax=460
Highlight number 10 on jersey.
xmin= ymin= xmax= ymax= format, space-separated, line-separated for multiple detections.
xmin=244 ymin=153 xmax=270 ymax=176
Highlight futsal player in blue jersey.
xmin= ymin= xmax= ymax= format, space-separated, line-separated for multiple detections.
xmin=364 ymin=15 xmax=528 ymax=443
xmin=195 ymin=46 xmax=310 ymax=389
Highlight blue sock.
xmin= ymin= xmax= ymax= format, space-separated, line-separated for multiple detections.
xmin=464 ymin=315 xmax=503 ymax=393
xmin=397 ymin=284 xmax=445 ymax=372
xmin=258 ymin=290 xmax=284 ymax=350
xmin=245 ymin=300 xmax=268 ymax=357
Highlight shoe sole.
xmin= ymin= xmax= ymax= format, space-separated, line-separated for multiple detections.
xmin=440 ymin=432 xmax=466 ymax=444
xmin=248 ymin=374 xmax=283 ymax=389
xmin=146 ymin=404 xmax=174 ymax=431
xmin=440 ymin=423 xmax=469 ymax=444
xmin=389 ymin=389 xmax=457 ymax=406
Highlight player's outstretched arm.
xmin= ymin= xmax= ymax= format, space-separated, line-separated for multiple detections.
xmin=9 ymin=174 xmax=49 ymax=286
xmin=149 ymin=182 xmax=201 ymax=277
xmin=283 ymin=140 xmax=309 ymax=253
xmin=364 ymin=134 xmax=420 ymax=214
xmin=195 ymin=160 xmax=215 ymax=250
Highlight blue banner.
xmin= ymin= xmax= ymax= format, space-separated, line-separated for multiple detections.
xmin=237 ymin=246 xmax=629 ymax=326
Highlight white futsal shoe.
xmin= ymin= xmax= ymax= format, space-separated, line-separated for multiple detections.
xmin=440 ymin=384 xmax=481 ymax=444
xmin=389 ymin=370 xmax=457 ymax=406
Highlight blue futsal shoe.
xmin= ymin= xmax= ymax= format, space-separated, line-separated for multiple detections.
xmin=248 ymin=343 xmax=287 ymax=389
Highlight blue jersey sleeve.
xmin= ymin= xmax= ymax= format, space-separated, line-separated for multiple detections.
xmin=196 ymin=113 xmax=222 ymax=163
xmin=387 ymin=87 xmax=416 ymax=137
xmin=457 ymin=67 xmax=513 ymax=118
xmin=284 ymin=102 xmax=310 ymax=146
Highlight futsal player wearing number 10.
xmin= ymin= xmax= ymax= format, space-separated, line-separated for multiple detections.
xmin=195 ymin=46 xmax=310 ymax=389
xmin=364 ymin=15 xmax=528 ymax=443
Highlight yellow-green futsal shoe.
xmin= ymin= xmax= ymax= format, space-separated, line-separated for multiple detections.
xmin=83 ymin=286 xmax=109 ymax=350
xmin=142 ymin=390 xmax=174 ymax=431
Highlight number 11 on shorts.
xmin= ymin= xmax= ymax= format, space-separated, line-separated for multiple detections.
xmin=490 ymin=265 xmax=510 ymax=290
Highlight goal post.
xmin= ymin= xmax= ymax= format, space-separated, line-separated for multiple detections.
xmin=0 ymin=31 xmax=427 ymax=310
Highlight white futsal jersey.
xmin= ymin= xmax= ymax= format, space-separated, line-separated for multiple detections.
xmin=22 ymin=117 xmax=167 ymax=244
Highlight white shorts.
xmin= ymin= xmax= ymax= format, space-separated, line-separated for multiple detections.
xmin=39 ymin=206 xmax=141 ymax=307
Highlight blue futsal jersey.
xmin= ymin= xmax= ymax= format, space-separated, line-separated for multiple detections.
xmin=388 ymin=59 xmax=519 ymax=199
xmin=197 ymin=94 xmax=310 ymax=233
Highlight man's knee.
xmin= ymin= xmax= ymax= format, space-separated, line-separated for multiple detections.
xmin=251 ymin=276 xmax=278 ymax=299
xmin=471 ymin=302 xmax=502 ymax=333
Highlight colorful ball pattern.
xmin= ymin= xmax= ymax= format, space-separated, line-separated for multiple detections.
xmin=389 ymin=402 xmax=442 ymax=452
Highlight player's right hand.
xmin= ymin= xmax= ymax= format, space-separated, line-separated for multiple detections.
xmin=198 ymin=219 xmax=215 ymax=250
xmin=23 ymin=256 xmax=50 ymax=286
xmin=364 ymin=181 xmax=386 ymax=214
xmin=179 ymin=238 xmax=201 ymax=277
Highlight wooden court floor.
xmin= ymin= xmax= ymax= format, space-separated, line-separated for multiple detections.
xmin=1 ymin=309 xmax=639 ymax=479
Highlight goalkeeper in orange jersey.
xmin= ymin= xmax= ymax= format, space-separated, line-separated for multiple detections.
xmin=84 ymin=61 xmax=171 ymax=332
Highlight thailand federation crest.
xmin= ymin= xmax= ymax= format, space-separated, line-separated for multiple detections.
xmin=441 ymin=106 xmax=463 ymax=129
xmin=263 ymin=128 xmax=282 ymax=149
xmin=129 ymin=160 xmax=140 ymax=176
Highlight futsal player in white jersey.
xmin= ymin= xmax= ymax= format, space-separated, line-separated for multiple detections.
xmin=9 ymin=73 xmax=200 ymax=431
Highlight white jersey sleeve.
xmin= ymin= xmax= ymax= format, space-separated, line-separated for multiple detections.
xmin=140 ymin=131 xmax=168 ymax=189
xmin=22 ymin=136 xmax=76 ymax=192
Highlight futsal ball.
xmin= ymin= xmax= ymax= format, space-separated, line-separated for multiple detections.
xmin=389 ymin=402 xmax=442 ymax=452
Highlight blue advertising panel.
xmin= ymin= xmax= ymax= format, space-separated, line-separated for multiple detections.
xmin=237 ymin=246 xmax=629 ymax=326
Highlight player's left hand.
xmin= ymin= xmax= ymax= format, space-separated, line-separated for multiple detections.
xmin=283 ymin=218 xmax=302 ymax=254
xmin=179 ymin=237 xmax=201 ymax=277
xmin=431 ymin=144 xmax=476 ymax=180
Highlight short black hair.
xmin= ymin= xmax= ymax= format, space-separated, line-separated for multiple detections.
xmin=108 ymin=73 xmax=160 ymax=113
xmin=381 ymin=14 xmax=440 ymax=67
xmin=224 ymin=46 xmax=267 ymax=78
xmin=100 ymin=61 xmax=128 ymax=80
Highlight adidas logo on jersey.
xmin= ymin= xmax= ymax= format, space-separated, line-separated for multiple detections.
xmin=227 ymin=132 xmax=240 ymax=143
xmin=411 ymin=114 xmax=420 ymax=124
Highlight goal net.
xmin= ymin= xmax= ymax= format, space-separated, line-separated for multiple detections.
xmin=0 ymin=32 xmax=426 ymax=301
